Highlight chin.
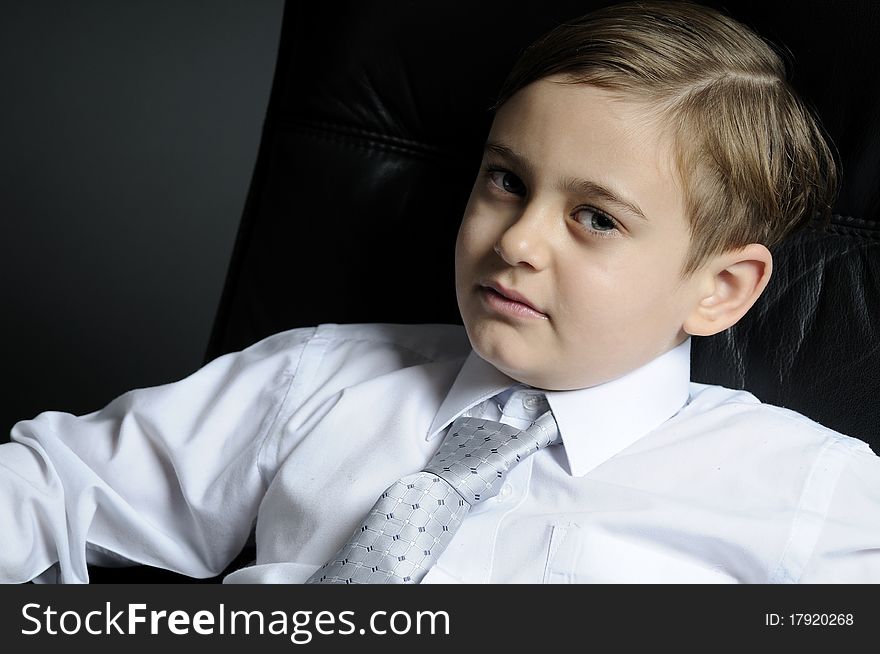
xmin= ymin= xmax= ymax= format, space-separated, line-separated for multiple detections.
xmin=480 ymin=347 xmax=610 ymax=391
xmin=471 ymin=337 xmax=548 ymax=387
xmin=467 ymin=325 xmax=525 ymax=374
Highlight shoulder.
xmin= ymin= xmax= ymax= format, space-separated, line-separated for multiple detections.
xmin=259 ymin=322 xmax=470 ymax=363
xmin=314 ymin=322 xmax=472 ymax=361
xmin=236 ymin=322 xmax=470 ymax=364
xmin=680 ymin=382 xmax=875 ymax=483
xmin=240 ymin=322 xmax=471 ymax=394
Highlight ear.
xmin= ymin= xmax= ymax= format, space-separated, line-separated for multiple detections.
xmin=683 ymin=244 xmax=773 ymax=337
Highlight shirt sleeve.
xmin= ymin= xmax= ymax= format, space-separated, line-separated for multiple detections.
xmin=798 ymin=441 xmax=880 ymax=583
xmin=0 ymin=326 xmax=315 ymax=583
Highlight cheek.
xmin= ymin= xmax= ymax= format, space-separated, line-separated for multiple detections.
xmin=558 ymin=255 xmax=669 ymax=330
xmin=454 ymin=215 xmax=486 ymax=288
xmin=456 ymin=211 xmax=495 ymax=260
xmin=552 ymin=265 xmax=619 ymax=335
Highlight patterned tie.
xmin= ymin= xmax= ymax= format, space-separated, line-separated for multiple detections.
xmin=305 ymin=408 xmax=560 ymax=584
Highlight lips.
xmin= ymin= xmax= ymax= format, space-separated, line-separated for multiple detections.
xmin=481 ymin=280 xmax=547 ymax=316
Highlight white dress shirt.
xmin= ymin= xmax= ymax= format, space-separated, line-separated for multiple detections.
xmin=2 ymin=322 xmax=878 ymax=584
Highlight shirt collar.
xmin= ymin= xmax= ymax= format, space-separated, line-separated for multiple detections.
xmin=426 ymin=338 xmax=692 ymax=478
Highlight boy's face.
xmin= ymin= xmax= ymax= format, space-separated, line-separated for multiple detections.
xmin=455 ymin=76 xmax=707 ymax=390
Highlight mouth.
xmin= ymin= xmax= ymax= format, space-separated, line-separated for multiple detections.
xmin=479 ymin=281 xmax=548 ymax=320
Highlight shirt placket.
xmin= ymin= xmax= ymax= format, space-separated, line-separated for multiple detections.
xmin=432 ymin=391 xmax=545 ymax=582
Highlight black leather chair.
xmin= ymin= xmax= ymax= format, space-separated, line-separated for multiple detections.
xmin=92 ymin=0 xmax=880 ymax=582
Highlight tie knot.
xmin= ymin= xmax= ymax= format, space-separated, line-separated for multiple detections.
xmin=424 ymin=410 xmax=560 ymax=504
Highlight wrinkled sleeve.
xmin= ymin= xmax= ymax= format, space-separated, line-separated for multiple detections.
xmin=0 ymin=326 xmax=315 ymax=583
xmin=798 ymin=442 xmax=880 ymax=583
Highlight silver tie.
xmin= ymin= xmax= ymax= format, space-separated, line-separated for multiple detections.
xmin=305 ymin=409 xmax=560 ymax=584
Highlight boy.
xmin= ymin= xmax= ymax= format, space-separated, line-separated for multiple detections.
xmin=2 ymin=0 xmax=878 ymax=584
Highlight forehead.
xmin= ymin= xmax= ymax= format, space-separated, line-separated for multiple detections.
xmin=487 ymin=77 xmax=685 ymax=225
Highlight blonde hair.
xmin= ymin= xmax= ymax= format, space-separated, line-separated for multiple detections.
xmin=491 ymin=0 xmax=838 ymax=275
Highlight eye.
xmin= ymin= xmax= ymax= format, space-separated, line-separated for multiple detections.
xmin=485 ymin=166 xmax=526 ymax=196
xmin=573 ymin=206 xmax=620 ymax=237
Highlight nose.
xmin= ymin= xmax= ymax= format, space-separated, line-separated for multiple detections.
xmin=493 ymin=205 xmax=553 ymax=270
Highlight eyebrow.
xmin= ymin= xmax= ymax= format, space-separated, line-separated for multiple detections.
xmin=484 ymin=141 xmax=649 ymax=222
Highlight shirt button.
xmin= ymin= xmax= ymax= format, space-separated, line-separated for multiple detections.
xmin=522 ymin=394 xmax=541 ymax=410
xmin=498 ymin=484 xmax=513 ymax=500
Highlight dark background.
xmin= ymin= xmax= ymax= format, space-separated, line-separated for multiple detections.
xmin=1 ymin=0 xmax=285 ymax=441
